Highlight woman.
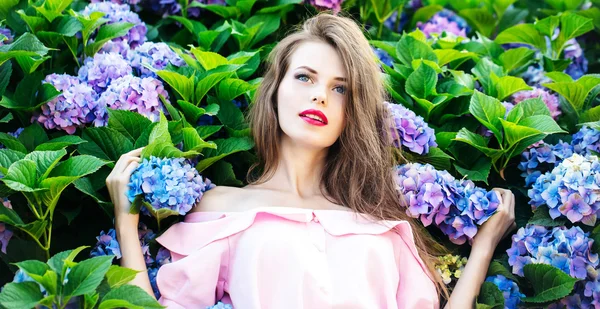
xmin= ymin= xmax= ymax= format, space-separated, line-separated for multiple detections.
xmin=106 ymin=13 xmax=516 ymax=308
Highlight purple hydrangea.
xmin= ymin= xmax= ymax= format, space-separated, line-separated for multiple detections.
xmin=90 ymin=229 xmax=122 ymax=258
xmin=385 ymin=101 xmax=437 ymax=155
xmin=564 ymin=38 xmax=588 ymax=80
xmin=91 ymin=0 xmax=143 ymax=12
xmin=485 ymin=275 xmax=524 ymax=309
xmin=306 ymin=0 xmax=344 ymax=14
xmin=99 ymin=39 xmax=132 ymax=58
xmin=78 ymin=52 xmax=133 ymax=93
xmin=99 ymin=75 xmax=169 ymax=122
xmin=127 ymin=156 xmax=215 ymax=216
xmin=144 ymin=0 xmax=225 ymax=18
xmin=32 ymin=74 xmax=108 ymax=134
xmin=128 ymin=42 xmax=185 ymax=78
xmin=507 ymin=225 xmax=598 ymax=280
xmin=206 ymin=302 xmax=233 ymax=309
xmin=394 ymin=163 xmax=500 ymax=244
xmin=571 ymin=126 xmax=600 ymax=156
xmin=81 ymin=2 xmax=147 ymax=50
xmin=512 ymin=87 xmax=561 ymax=120
xmin=0 ymin=27 xmax=12 ymax=46
xmin=529 ymin=153 xmax=600 ymax=225
xmin=416 ymin=9 xmax=469 ymax=39
xmin=519 ymin=141 xmax=574 ymax=187
xmin=0 ymin=198 xmax=13 ymax=253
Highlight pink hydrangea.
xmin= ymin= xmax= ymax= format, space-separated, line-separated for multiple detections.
xmin=512 ymin=87 xmax=561 ymax=120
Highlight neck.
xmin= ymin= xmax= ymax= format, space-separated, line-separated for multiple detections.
xmin=264 ymin=135 xmax=328 ymax=198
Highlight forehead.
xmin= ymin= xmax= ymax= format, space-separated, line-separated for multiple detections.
xmin=287 ymin=41 xmax=347 ymax=78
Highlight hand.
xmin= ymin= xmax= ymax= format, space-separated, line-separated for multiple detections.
xmin=106 ymin=147 xmax=144 ymax=226
xmin=472 ymin=188 xmax=516 ymax=252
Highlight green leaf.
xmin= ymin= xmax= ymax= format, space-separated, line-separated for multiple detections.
xmin=105 ymin=265 xmax=139 ymax=289
xmin=189 ymin=48 xmax=228 ymax=71
xmin=396 ymin=35 xmax=437 ymax=67
xmin=459 ymin=8 xmax=495 ymax=37
xmin=2 ymin=159 xmax=39 ymax=192
xmin=47 ymin=246 xmax=88 ymax=275
xmin=545 ymin=72 xmax=573 ymax=83
xmin=472 ymin=58 xmax=504 ymax=97
xmin=196 ymin=125 xmax=223 ymax=140
xmin=534 ymin=15 xmax=560 ymax=38
xmin=506 ymin=97 xmax=551 ymax=123
xmin=209 ymin=160 xmax=242 ymax=186
xmin=554 ymin=13 xmax=593 ymax=56
xmin=521 ymin=264 xmax=577 ymax=303
xmin=38 ymin=176 xmax=79 ymax=210
xmin=148 ymin=112 xmax=171 ymax=144
xmin=24 ymin=149 xmax=67 ymax=180
xmin=217 ymin=100 xmax=247 ymax=130
xmin=433 ymin=49 xmax=475 ymax=67
xmin=487 ymin=260 xmax=520 ymax=282
xmin=0 ymin=33 xmax=50 ymax=66
xmin=469 ymin=91 xmax=506 ymax=142
xmin=544 ymin=81 xmax=587 ymax=112
xmin=416 ymin=147 xmax=454 ymax=171
xmin=78 ymin=127 xmax=133 ymax=162
xmin=98 ymin=284 xmax=164 ymax=309
xmin=216 ymin=78 xmax=256 ymax=102
xmin=499 ymin=47 xmax=535 ymax=73
xmin=528 ymin=205 xmax=568 ymax=227
xmin=0 ymin=61 xmax=11 ymax=97
xmin=49 ymin=155 xmax=108 ymax=178
xmin=85 ymin=22 xmax=134 ymax=56
xmin=18 ymin=123 xmax=49 ymax=153
xmin=197 ymin=137 xmax=254 ymax=172
xmin=84 ymin=293 xmax=100 ymax=309
xmin=227 ymin=50 xmax=260 ymax=80
xmin=141 ymin=141 xmax=199 ymax=160
xmin=369 ymin=0 xmax=404 ymax=23
xmin=476 ymin=282 xmax=505 ymax=309
xmin=454 ymin=128 xmax=504 ymax=160
xmin=454 ymin=156 xmax=492 ymax=184
xmin=34 ymin=0 xmax=73 ymax=22
xmin=0 ymin=149 xmax=26 ymax=170
xmin=35 ymin=135 xmax=87 ymax=151
xmin=56 ymin=15 xmax=82 ymax=36
xmin=0 ymin=282 xmax=44 ymax=309
xmin=406 ymin=63 xmax=437 ymax=100
xmin=0 ymin=133 xmax=27 ymax=153
xmin=495 ymin=76 xmax=532 ymax=101
xmin=182 ymin=127 xmax=216 ymax=152
xmin=495 ymin=23 xmax=546 ymax=52
xmin=410 ymin=5 xmax=443 ymax=29
xmin=156 ymin=70 xmax=194 ymax=102
xmin=195 ymin=64 xmax=241 ymax=104
xmin=0 ymin=203 xmax=24 ymax=225
xmin=177 ymin=100 xmax=205 ymax=124
xmin=107 ymin=109 xmax=152 ymax=144
xmin=63 ymin=255 xmax=114 ymax=298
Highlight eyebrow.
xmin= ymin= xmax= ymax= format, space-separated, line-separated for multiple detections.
xmin=296 ymin=66 xmax=347 ymax=82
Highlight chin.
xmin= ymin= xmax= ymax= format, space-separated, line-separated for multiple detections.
xmin=282 ymin=129 xmax=337 ymax=150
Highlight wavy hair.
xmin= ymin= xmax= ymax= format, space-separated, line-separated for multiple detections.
xmin=246 ymin=12 xmax=450 ymax=303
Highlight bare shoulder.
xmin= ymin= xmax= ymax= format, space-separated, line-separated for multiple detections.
xmin=190 ymin=186 xmax=246 ymax=213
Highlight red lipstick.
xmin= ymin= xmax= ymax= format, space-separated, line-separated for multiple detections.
xmin=299 ymin=109 xmax=328 ymax=126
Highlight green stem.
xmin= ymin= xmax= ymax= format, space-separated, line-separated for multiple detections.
xmin=157 ymin=217 xmax=162 ymax=231
xmin=377 ymin=23 xmax=383 ymax=40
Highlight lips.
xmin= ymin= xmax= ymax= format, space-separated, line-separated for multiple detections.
xmin=299 ymin=109 xmax=328 ymax=125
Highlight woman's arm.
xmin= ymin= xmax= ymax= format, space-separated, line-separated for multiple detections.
xmin=444 ymin=243 xmax=494 ymax=309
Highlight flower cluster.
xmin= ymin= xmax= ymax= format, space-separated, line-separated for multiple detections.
xmin=144 ymin=0 xmax=225 ymax=18
xmin=32 ymin=74 xmax=108 ymax=134
xmin=394 ymin=163 xmax=500 ymax=244
xmin=512 ymin=87 xmax=561 ymax=120
xmin=529 ymin=153 xmax=600 ymax=225
xmin=385 ymin=101 xmax=437 ymax=155
xmin=78 ymin=52 xmax=133 ymax=93
xmin=373 ymin=48 xmax=394 ymax=67
xmin=507 ymin=225 xmax=598 ymax=279
xmin=98 ymin=75 xmax=170 ymax=122
xmin=564 ymin=38 xmax=588 ymax=80
xmin=0 ymin=27 xmax=12 ymax=45
xmin=519 ymin=141 xmax=574 ymax=187
xmin=90 ymin=229 xmax=122 ymax=258
xmin=128 ymin=42 xmax=185 ymax=78
xmin=485 ymin=275 xmax=524 ymax=309
xmin=91 ymin=0 xmax=143 ymax=12
xmin=127 ymin=156 xmax=215 ymax=216
xmin=572 ymin=126 xmax=600 ymax=156
xmin=435 ymin=254 xmax=467 ymax=285
xmin=416 ymin=9 xmax=469 ymax=39
xmin=82 ymin=2 xmax=147 ymax=51
xmin=0 ymin=211 xmax=13 ymax=253
xmin=306 ymin=0 xmax=344 ymax=14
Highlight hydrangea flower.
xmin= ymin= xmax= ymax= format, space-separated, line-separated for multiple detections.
xmin=207 ymin=302 xmax=233 ymax=309
xmin=99 ymin=39 xmax=132 ymax=58
xmin=373 ymin=48 xmax=393 ymax=67
xmin=98 ymin=75 xmax=169 ymax=122
xmin=394 ymin=163 xmax=500 ymax=244
xmin=512 ymin=87 xmax=561 ymax=120
xmin=91 ymin=0 xmax=143 ymax=12
xmin=571 ymin=126 xmax=600 ymax=156
xmin=78 ymin=52 xmax=132 ymax=93
xmin=127 ymin=156 xmax=215 ymax=216
xmin=0 ymin=128 xmax=24 ymax=149
xmin=306 ymin=0 xmax=344 ymax=14
xmin=0 ymin=198 xmax=13 ymax=253
xmin=435 ymin=254 xmax=467 ymax=285
xmin=529 ymin=153 xmax=600 ymax=225
xmin=128 ymin=42 xmax=185 ymax=78
xmin=90 ymin=229 xmax=122 ymax=258
xmin=383 ymin=11 xmax=410 ymax=33
xmin=485 ymin=275 xmax=524 ymax=309
xmin=32 ymin=74 xmax=107 ymax=134
xmin=0 ymin=27 xmax=13 ymax=46
xmin=81 ymin=2 xmax=147 ymax=50
xmin=507 ymin=225 xmax=598 ymax=279
xmin=385 ymin=101 xmax=437 ymax=155
xmin=144 ymin=0 xmax=225 ymax=18
xmin=564 ymin=38 xmax=588 ymax=80
xmin=416 ymin=9 xmax=469 ymax=39
xmin=519 ymin=141 xmax=574 ymax=187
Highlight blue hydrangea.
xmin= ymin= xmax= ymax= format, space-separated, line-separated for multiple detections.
xmin=485 ymin=275 xmax=524 ymax=309
xmin=373 ymin=48 xmax=393 ymax=67
xmin=206 ymin=302 xmax=233 ymax=309
xmin=127 ymin=156 xmax=215 ymax=216
xmin=519 ymin=141 xmax=574 ymax=187
xmin=32 ymin=73 xmax=108 ymax=134
xmin=383 ymin=11 xmax=410 ymax=33
xmin=148 ymin=267 xmax=160 ymax=299
xmin=128 ymin=42 xmax=185 ymax=78
xmin=78 ymin=52 xmax=132 ymax=93
xmin=395 ymin=162 xmax=500 ymax=244
xmin=572 ymin=126 xmax=600 ymax=156
xmin=507 ymin=225 xmax=598 ymax=279
xmin=0 ymin=26 xmax=12 ymax=46
xmin=564 ymin=38 xmax=588 ymax=80
xmin=98 ymin=75 xmax=170 ymax=122
xmin=81 ymin=2 xmax=147 ymax=52
xmin=385 ymin=101 xmax=437 ymax=155
xmin=91 ymin=229 xmax=122 ymax=258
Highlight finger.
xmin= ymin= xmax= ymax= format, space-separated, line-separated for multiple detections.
xmin=127 ymin=147 xmax=145 ymax=156
xmin=115 ymin=156 xmax=140 ymax=174
xmin=122 ymin=160 xmax=140 ymax=179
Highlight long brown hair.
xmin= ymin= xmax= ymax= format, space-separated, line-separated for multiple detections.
xmin=246 ymin=12 xmax=450 ymax=303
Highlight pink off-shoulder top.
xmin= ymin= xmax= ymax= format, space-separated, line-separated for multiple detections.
xmin=155 ymin=206 xmax=440 ymax=309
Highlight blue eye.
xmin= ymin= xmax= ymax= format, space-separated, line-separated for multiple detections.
xmin=296 ymin=74 xmax=310 ymax=82
xmin=334 ymin=85 xmax=346 ymax=94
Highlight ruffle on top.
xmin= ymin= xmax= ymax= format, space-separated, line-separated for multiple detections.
xmin=155 ymin=206 xmax=440 ymax=309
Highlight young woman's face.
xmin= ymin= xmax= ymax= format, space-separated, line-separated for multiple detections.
xmin=276 ymin=41 xmax=348 ymax=149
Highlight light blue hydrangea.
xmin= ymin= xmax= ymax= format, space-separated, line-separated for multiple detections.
xmin=128 ymin=42 xmax=185 ymax=78
xmin=90 ymin=229 xmax=122 ymax=258
xmin=485 ymin=275 xmax=524 ymax=309
xmin=127 ymin=156 xmax=215 ymax=216
xmin=206 ymin=302 xmax=233 ymax=309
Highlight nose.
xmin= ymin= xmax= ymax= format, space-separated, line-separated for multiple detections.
xmin=311 ymin=91 xmax=326 ymax=105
